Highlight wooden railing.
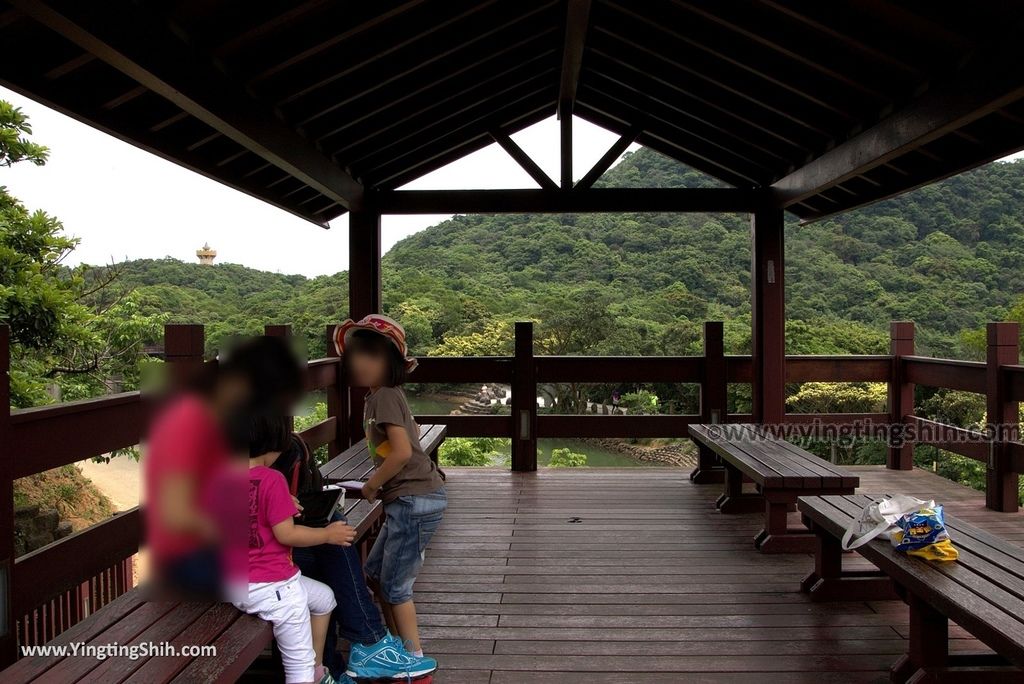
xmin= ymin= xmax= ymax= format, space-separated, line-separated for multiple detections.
xmin=0 ymin=318 xmax=1020 ymax=665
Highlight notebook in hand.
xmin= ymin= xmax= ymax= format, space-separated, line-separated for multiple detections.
xmin=296 ymin=486 xmax=345 ymax=527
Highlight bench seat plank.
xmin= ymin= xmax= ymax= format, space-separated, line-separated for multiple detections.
xmin=122 ymin=603 xmax=246 ymax=684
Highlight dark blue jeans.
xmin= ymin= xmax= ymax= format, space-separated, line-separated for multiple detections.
xmin=292 ymin=513 xmax=387 ymax=672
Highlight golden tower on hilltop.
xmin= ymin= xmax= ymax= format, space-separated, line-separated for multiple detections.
xmin=196 ymin=242 xmax=217 ymax=265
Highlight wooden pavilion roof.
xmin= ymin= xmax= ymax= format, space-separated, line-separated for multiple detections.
xmin=2 ymin=0 xmax=1023 ymax=225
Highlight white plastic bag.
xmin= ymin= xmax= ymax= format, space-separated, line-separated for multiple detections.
xmin=841 ymin=495 xmax=933 ymax=550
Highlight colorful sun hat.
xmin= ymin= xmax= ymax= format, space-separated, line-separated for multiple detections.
xmin=333 ymin=314 xmax=418 ymax=372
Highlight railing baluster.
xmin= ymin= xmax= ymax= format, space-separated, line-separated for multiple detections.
xmin=0 ymin=326 xmax=14 ymax=668
xmin=511 ymin=322 xmax=537 ymax=471
xmin=987 ymin=322 xmax=1020 ymax=512
xmin=888 ymin=322 xmax=915 ymax=470
xmin=691 ymin=322 xmax=726 ymax=484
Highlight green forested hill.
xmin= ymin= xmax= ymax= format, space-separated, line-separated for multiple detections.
xmin=93 ymin=147 xmax=1024 ymax=361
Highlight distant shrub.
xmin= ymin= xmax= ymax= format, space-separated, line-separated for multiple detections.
xmin=549 ymin=448 xmax=587 ymax=468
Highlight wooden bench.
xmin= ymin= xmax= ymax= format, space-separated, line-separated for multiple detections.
xmin=1 ymin=425 xmax=447 ymax=683
xmin=799 ymin=494 xmax=1024 ymax=683
xmin=688 ymin=423 xmax=859 ymax=553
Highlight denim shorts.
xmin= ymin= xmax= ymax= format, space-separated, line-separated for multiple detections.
xmin=364 ymin=488 xmax=447 ymax=604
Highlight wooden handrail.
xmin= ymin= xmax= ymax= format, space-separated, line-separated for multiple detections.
xmin=9 ymin=393 xmax=146 ymax=480
xmin=903 ymin=356 xmax=987 ymax=393
xmin=905 ymin=416 xmax=989 ymax=462
xmin=1007 ymin=364 xmax=1024 ymax=402
xmin=785 ymin=356 xmax=892 ymax=382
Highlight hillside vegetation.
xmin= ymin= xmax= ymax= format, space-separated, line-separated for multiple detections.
xmin=92 ymin=147 xmax=1023 ymax=364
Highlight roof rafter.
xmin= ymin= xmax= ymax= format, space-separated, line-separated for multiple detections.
xmin=557 ymin=0 xmax=591 ymax=120
xmin=9 ymin=0 xmax=363 ymax=209
xmin=772 ymin=53 xmax=1024 ymax=208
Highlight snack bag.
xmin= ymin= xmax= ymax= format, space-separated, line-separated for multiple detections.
xmin=890 ymin=505 xmax=958 ymax=561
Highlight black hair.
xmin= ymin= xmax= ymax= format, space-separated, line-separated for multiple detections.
xmin=249 ymin=413 xmax=292 ymax=459
xmin=346 ymin=328 xmax=409 ymax=387
xmin=219 ymin=335 xmax=304 ymax=413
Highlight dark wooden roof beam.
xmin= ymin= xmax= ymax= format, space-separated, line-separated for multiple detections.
xmin=371 ymin=187 xmax=762 ymax=214
xmin=8 ymin=0 xmax=364 ymax=210
xmin=557 ymin=0 xmax=591 ymax=120
xmin=490 ymin=129 xmax=559 ymax=191
xmin=575 ymin=125 xmax=640 ymax=190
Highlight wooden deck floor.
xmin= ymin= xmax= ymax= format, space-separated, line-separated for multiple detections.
xmin=417 ymin=466 xmax=1023 ymax=683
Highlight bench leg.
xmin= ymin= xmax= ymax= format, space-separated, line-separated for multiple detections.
xmin=891 ymin=592 xmax=948 ymax=684
xmin=903 ymin=654 xmax=1022 ymax=683
xmin=800 ymin=522 xmax=898 ymax=601
xmin=689 ymin=445 xmax=726 ymax=484
xmin=754 ymin=494 xmax=816 ymax=553
xmin=715 ymin=463 xmax=762 ymax=513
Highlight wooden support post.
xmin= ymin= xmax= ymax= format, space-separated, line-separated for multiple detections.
xmin=265 ymin=325 xmax=294 ymax=431
xmin=511 ymin=322 xmax=537 ymax=472
xmin=560 ymin=112 xmax=572 ymax=190
xmin=691 ymin=321 xmax=726 ymax=484
xmin=751 ymin=209 xmax=785 ymax=425
xmin=0 ymin=326 xmax=15 ymax=667
xmin=326 ymin=325 xmax=351 ymax=454
xmin=348 ymin=208 xmax=381 ymax=441
xmin=163 ymin=324 xmax=205 ymax=390
xmin=348 ymin=208 xmax=382 ymax=321
xmin=889 ymin=321 xmax=915 ymax=470
xmin=986 ymin=322 xmax=1020 ymax=512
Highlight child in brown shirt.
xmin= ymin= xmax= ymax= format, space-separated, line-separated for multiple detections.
xmin=333 ymin=315 xmax=445 ymax=677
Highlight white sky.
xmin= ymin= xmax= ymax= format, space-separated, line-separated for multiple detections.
xmin=0 ymin=85 xmax=637 ymax=277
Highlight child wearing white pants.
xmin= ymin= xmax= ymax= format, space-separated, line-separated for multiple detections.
xmin=234 ymin=573 xmax=336 ymax=682
xmin=243 ymin=418 xmax=357 ymax=684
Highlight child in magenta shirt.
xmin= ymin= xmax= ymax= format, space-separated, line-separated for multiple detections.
xmin=234 ymin=419 xmax=357 ymax=684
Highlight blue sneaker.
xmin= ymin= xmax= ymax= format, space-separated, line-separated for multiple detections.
xmin=345 ymin=633 xmax=437 ymax=680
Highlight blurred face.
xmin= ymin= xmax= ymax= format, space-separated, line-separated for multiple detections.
xmin=348 ymin=350 xmax=388 ymax=388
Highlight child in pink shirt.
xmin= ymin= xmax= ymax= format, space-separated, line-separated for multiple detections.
xmin=234 ymin=430 xmax=356 ymax=684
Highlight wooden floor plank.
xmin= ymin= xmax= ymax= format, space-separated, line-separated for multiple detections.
xmin=418 ymin=466 xmax=1022 ymax=682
